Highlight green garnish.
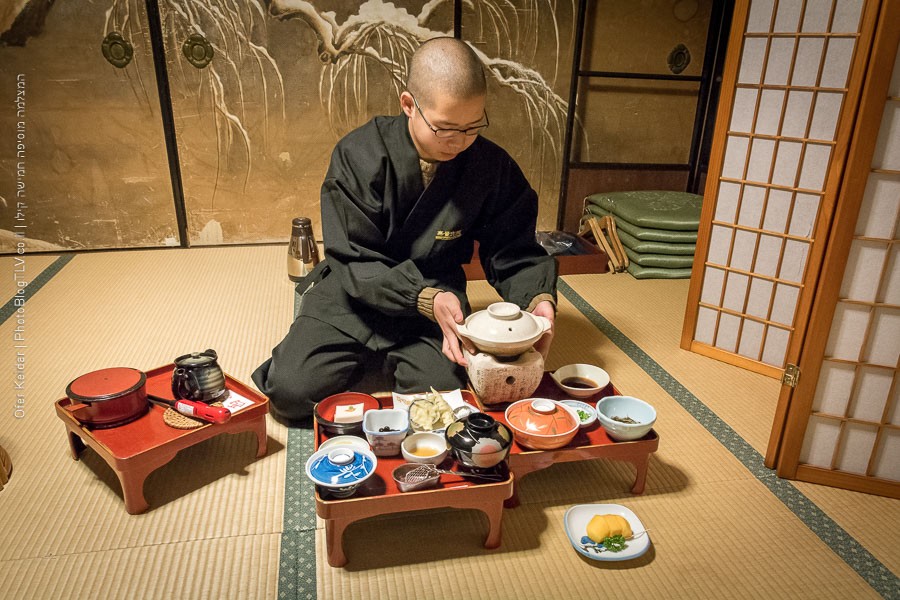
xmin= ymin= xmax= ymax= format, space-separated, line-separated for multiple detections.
xmin=577 ymin=409 xmax=590 ymax=421
xmin=602 ymin=534 xmax=627 ymax=552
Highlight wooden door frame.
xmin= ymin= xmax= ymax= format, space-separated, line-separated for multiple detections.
xmin=766 ymin=0 xmax=900 ymax=497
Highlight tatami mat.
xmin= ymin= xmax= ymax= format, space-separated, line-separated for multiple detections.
xmin=0 ymin=247 xmax=293 ymax=599
xmin=0 ymin=250 xmax=897 ymax=599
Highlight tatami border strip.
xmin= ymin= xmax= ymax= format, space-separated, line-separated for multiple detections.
xmin=558 ymin=278 xmax=899 ymax=598
xmin=0 ymin=255 xmax=74 ymax=325
xmin=280 ymin=426 xmax=317 ymax=600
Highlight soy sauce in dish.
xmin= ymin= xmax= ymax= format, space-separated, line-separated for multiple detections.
xmin=561 ymin=376 xmax=598 ymax=389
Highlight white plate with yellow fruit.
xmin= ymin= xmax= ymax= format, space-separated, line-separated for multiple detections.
xmin=564 ymin=504 xmax=650 ymax=561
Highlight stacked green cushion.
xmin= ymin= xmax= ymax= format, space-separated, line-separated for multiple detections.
xmin=584 ymin=191 xmax=703 ymax=280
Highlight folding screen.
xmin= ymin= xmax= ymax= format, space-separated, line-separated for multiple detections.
xmin=681 ymin=0 xmax=880 ymax=378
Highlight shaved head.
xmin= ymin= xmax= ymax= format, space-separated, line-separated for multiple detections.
xmin=406 ymin=37 xmax=486 ymax=108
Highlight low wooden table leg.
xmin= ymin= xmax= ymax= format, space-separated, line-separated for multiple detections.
xmin=66 ymin=428 xmax=85 ymax=460
xmin=628 ymin=453 xmax=651 ymax=494
xmin=482 ymin=501 xmax=505 ymax=549
xmin=117 ymin=451 xmax=179 ymax=515
xmin=324 ymin=517 xmax=352 ymax=567
xmin=252 ymin=417 xmax=268 ymax=458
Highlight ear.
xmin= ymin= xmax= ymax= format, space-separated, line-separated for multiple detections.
xmin=399 ymin=91 xmax=415 ymax=118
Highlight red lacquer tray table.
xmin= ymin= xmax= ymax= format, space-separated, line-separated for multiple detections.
xmin=480 ymin=374 xmax=659 ymax=507
xmin=313 ymin=395 xmax=514 ymax=568
xmin=55 ymin=364 xmax=269 ymax=514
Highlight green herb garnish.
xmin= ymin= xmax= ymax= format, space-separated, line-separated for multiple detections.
xmin=602 ymin=534 xmax=627 ymax=552
xmin=577 ymin=409 xmax=590 ymax=421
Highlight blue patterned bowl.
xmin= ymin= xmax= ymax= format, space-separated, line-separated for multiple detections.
xmin=305 ymin=446 xmax=377 ymax=498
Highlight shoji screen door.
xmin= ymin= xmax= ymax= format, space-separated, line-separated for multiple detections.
xmin=681 ymin=0 xmax=881 ymax=379
xmin=768 ymin=0 xmax=899 ymax=497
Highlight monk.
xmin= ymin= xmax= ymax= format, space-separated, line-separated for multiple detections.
xmin=253 ymin=37 xmax=557 ymax=423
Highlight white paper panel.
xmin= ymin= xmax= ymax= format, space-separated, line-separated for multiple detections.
xmin=783 ymin=90 xmax=814 ymax=138
xmin=851 ymin=366 xmax=893 ymax=422
xmin=840 ymin=241 xmax=886 ymax=303
xmin=802 ymin=0 xmax=833 ymax=33
xmin=746 ymin=277 xmax=774 ymax=318
xmin=831 ymin=0 xmax=864 ymax=33
xmin=873 ymin=430 xmax=900 ymax=481
xmin=722 ymin=135 xmax=750 ymax=179
xmin=738 ymin=318 xmax=765 ymax=359
xmin=757 ymin=88 xmax=785 ymax=135
xmin=809 ymin=92 xmax=844 ymax=141
xmin=812 ymin=361 xmax=855 ymax=415
xmin=708 ymin=224 xmax=733 ymax=265
xmin=779 ymin=239 xmax=809 ymax=282
xmin=889 ymin=382 xmax=900 ymax=426
xmin=716 ymin=312 xmax=741 ymax=352
xmin=739 ymin=37 xmax=768 ymax=84
xmin=762 ymin=189 xmax=792 ymax=232
xmin=788 ymin=193 xmax=821 ymax=237
xmin=747 ymin=0 xmax=775 ymax=32
xmin=890 ymin=45 xmax=900 ymax=96
xmin=835 ymin=422 xmax=877 ymax=474
xmin=792 ymin=38 xmax=825 ymax=87
xmin=766 ymin=38 xmax=795 ymax=85
xmin=771 ymin=282 xmax=800 ymax=325
xmin=799 ymin=144 xmax=832 ymax=190
xmin=756 ymin=234 xmax=783 ymax=277
xmin=723 ymin=272 xmax=751 ymax=311
xmin=716 ymin=182 xmax=742 ymax=222
xmin=800 ymin=415 xmax=841 ymax=467
xmin=872 ymin=101 xmax=900 ymax=171
xmin=772 ymin=141 xmax=803 ymax=187
xmin=731 ymin=229 xmax=758 ymax=271
xmin=731 ymin=88 xmax=758 ymax=133
xmin=820 ymin=37 xmax=856 ymax=88
xmin=856 ymin=174 xmax=900 ymax=238
xmin=701 ymin=266 xmax=726 ymax=305
xmin=761 ymin=324 xmax=789 ymax=366
xmin=825 ymin=302 xmax=869 ymax=360
xmin=738 ymin=185 xmax=765 ymax=227
xmin=880 ymin=245 xmax=899 ymax=306
xmin=774 ymin=0 xmax=803 ymax=31
xmin=866 ymin=308 xmax=900 ymax=367
xmin=695 ymin=306 xmax=718 ymax=345
xmin=747 ymin=138 xmax=776 ymax=182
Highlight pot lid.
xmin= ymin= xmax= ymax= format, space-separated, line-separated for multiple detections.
xmin=66 ymin=367 xmax=146 ymax=402
xmin=463 ymin=302 xmax=543 ymax=343
xmin=175 ymin=349 xmax=218 ymax=367
xmin=307 ymin=448 xmax=374 ymax=486
xmin=505 ymin=398 xmax=578 ymax=435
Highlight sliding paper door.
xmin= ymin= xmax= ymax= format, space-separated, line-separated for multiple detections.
xmin=681 ymin=0 xmax=880 ymax=378
xmin=767 ymin=0 xmax=899 ymax=497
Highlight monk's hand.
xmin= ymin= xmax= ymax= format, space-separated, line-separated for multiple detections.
xmin=531 ymin=300 xmax=556 ymax=360
xmin=433 ymin=291 xmax=475 ymax=366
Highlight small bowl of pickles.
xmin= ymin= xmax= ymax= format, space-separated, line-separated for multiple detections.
xmin=560 ymin=399 xmax=598 ymax=429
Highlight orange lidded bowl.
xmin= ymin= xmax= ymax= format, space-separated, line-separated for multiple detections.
xmin=504 ymin=398 xmax=579 ymax=450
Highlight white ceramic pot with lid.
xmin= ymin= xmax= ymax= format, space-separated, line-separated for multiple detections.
xmin=456 ymin=302 xmax=552 ymax=357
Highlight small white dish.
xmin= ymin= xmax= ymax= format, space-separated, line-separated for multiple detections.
xmin=401 ymin=431 xmax=449 ymax=465
xmin=560 ymin=400 xmax=597 ymax=429
xmin=550 ymin=364 xmax=610 ymax=398
xmin=564 ymin=503 xmax=650 ymax=561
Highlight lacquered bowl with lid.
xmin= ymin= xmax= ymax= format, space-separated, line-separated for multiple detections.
xmin=504 ymin=398 xmax=579 ymax=450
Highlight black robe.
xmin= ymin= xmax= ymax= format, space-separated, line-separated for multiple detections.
xmin=301 ymin=114 xmax=558 ymax=345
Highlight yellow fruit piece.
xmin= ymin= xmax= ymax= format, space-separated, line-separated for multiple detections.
xmin=586 ymin=514 xmax=633 ymax=543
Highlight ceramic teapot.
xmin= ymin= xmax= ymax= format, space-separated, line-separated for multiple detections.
xmin=171 ymin=349 xmax=227 ymax=402
xmin=456 ymin=302 xmax=551 ymax=357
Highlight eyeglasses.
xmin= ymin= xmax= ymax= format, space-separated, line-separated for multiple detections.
xmin=411 ymin=94 xmax=489 ymax=139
